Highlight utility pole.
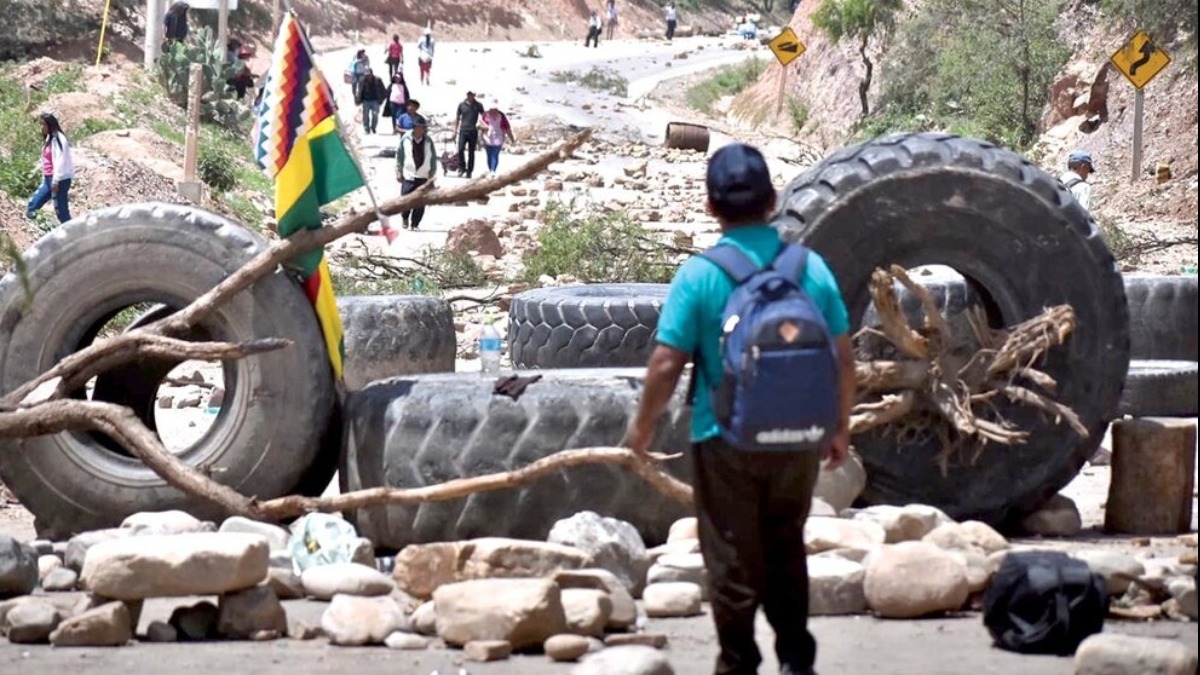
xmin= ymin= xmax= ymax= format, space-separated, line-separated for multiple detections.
xmin=144 ymin=0 xmax=165 ymax=70
xmin=216 ymin=0 xmax=230 ymax=60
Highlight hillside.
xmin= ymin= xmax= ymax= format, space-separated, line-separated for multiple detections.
xmin=731 ymin=0 xmax=1197 ymax=273
xmin=2 ymin=0 xmax=743 ymax=60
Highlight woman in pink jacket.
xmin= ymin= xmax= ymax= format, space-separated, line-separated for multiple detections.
xmin=26 ymin=113 xmax=75 ymax=224
xmin=479 ymin=103 xmax=515 ymax=174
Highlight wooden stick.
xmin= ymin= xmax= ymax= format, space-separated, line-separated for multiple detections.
xmin=850 ymin=391 xmax=916 ymax=433
xmin=2 ymin=337 xmax=289 ymax=411
xmin=0 ymin=400 xmax=261 ymax=517
xmin=868 ymin=268 xmax=928 ymax=359
xmin=257 ymin=447 xmax=693 ymax=519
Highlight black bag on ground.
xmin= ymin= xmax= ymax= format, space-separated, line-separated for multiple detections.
xmin=983 ymin=550 xmax=1108 ymax=655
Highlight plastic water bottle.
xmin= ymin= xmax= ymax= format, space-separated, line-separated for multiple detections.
xmin=479 ymin=319 xmax=502 ymax=376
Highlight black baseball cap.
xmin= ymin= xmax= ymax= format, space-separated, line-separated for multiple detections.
xmin=706 ymin=143 xmax=774 ymax=211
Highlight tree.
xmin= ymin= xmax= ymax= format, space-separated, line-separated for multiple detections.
xmin=811 ymin=0 xmax=904 ymax=117
xmin=876 ymin=0 xmax=1069 ymax=148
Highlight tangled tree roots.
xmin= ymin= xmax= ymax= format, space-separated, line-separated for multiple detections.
xmin=850 ymin=266 xmax=1084 ymax=473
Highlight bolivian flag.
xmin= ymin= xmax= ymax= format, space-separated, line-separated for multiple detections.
xmin=254 ymin=12 xmax=363 ymax=381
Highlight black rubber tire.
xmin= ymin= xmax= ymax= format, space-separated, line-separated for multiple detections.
xmin=341 ymin=369 xmax=692 ymax=551
xmin=508 ymin=284 xmax=668 ymax=369
xmin=0 ymin=203 xmax=336 ymax=538
xmin=115 ymin=302 xmax=343 ymax=501
xmin=338 ymin=295 xmax=457 ymax=391
xmin=1117 ymin=360 xmax=1199 ymax=418
xmin=1123 ymin=274 xmax=1198 ymax=362
xmin=775 ymin=132 xmax=1130 ymax=526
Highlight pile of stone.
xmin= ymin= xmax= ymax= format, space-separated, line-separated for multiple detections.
xmin=2 ymin=464 xmax=1196 ymax=672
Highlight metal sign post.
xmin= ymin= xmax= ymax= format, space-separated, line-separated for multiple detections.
xmin=1131 ymin=89 xmax=1144 ymax=184
xmin=768 ymin=27 xmax=806 ymax=119
xmin=1109 ymin=31 xmax=1171 ymax=184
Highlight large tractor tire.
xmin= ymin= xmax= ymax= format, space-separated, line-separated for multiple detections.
xmin=0 ymin=204 xmax=337 ymax=538
xmin=1117 ymin=360 xmax=1199 ymax=418
xmin=342 ymin=370 xmax=692 ymax=551
xmin=1123 ymin=274 xmax=1198 ymax=361
xmin=508 ymin=284 xmax=667 ymax=369
xmin=775 ymin=133 xmax=1129 ymax=526
xmin=337 ymin=295 xmax=456 ymax=391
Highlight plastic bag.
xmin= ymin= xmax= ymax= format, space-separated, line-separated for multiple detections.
xmin=288 ymin=513 xmax=361 ymax=574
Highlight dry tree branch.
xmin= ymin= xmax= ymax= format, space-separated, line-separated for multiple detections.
xmin=0 ymin=400 xmax=260 ymax=517
xmin=1 ymin=336 xmax=290 ymax=411
xmin=258 ymin=447 xmax=694 ymax=519
xmin=1001 ymin=384 xmax=1089 ymax=437
xmin=850 ymin=391 xmax=916 ymax=433
xmin=868 ymin=268 xmax=928 ymax=359
xmin=888 ymin=265 xmax=950 ymax=346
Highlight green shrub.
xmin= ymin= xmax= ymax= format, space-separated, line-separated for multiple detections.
xmin=876 ymin=0 xmax=1069 ymax=148
xmin=787 ymin=97 xmax=810 ymax=132
xmin=75 ymin=117 xmax=122 ymax=139
xmin=551 ymin=67 xmax=629 ymax=97
xmin=522 ymin=201 xmax=677 ymax=284
xmin=0 ymin=74 xmax=42 ymax=197
xmin=685 ymin=58 xmax=766 ymax=113
xmin=198 ymin=139 xmax=239 ymax=193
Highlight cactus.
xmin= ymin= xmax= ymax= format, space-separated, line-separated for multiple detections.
xmin=154 ymin=26 xmax=249 ymax=130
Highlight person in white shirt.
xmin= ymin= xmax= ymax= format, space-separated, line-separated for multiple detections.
xmin=586 ymin=11 xmax=603 ymax=48
xmin=664 ymin=3 xmax=678 ymax=40
xmin=395 ymin=115 xmax=437 ymax=230
xmin=417 ymin=28 xmax=435 ymax=86
xmin=1059 ymin=150 xmax=1095 ymax=211
xmin=26 ymin=112 xmax=75 ymax=224
xmin=605 ymin=0 xmax=618 ymax=40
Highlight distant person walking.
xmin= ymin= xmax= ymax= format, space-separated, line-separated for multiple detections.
xmin=385 ymin=73 xmax=411 ymax=132
xmin=417 ymin=28 xmax=435 ymax=86
xmin=355 ymin=67 xmax=387 ymax=134
xmin=395 ymin=99 xmax=421 ymax=133
xmin=664 ymin=2 xmax=678 ymax=40
xmin=453 ymin=91 xmax=485 ymax=179
xmin=480 ymin=103 xmax=516 ymax=174
xmin=1060 ymin=150 xmax=1095 ymax=211
xmin=586 ymin=11 xmax=602 ymax=48
xmin=384 ymin=34 xmax=404 ymax=80
xmin=163 ymin=2 xmax=190 ymax=44
xmin=26 ymin=113 xmax=75 ymax=224
xmin=346 ymin=49 xmax=369 ymax=90
xmin=395 ymin=115 xmax=437 ymax=230
xmin=605 ymin=0 xmax=618 ymax=39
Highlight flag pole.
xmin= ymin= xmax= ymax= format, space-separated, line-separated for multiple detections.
xmin=285 ymin=9 xmax=399 ymax=243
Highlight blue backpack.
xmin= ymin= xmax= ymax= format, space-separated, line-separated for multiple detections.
xmin=697 ymin=243 xmax=841 ymax=452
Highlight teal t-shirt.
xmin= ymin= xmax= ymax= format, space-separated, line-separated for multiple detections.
xmin=655 ymin=225 xmax=851 ymax=442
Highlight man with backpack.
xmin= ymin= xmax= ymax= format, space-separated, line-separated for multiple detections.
xmin=628 ymin=143 xmax=855 ymax=675
xmin=1059 ymin=149 xmax=1095 ymax=211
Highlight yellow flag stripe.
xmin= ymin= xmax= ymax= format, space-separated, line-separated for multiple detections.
xmin=313 ymin=258 xmax=345 ymax=380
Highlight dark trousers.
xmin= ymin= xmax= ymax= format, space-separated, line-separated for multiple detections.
xmin=693 ymin=437 xmax=821 ymax=675
xmin=400 ymin=177 xmax=428 ymax=228
xmin=586 ymin=27 xmax=601 ymax=47
xmin=456 ymin=129 xmax=479 ymax=177
xmin=386 ymin=56 xmax=399 ymax=79
xmin=666 ymin=19 xmax=677 ymax=40
xmin=27 ymin=176 xmax=72 ymax=223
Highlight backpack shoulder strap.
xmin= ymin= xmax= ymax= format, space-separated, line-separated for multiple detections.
xmin=701 ymin=245 xmax=760 ymax=284
xmin=771 ymin=243 xmax=810 ymax=282
xmin=1064 ymin=176 xmax=1083 ymax=189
